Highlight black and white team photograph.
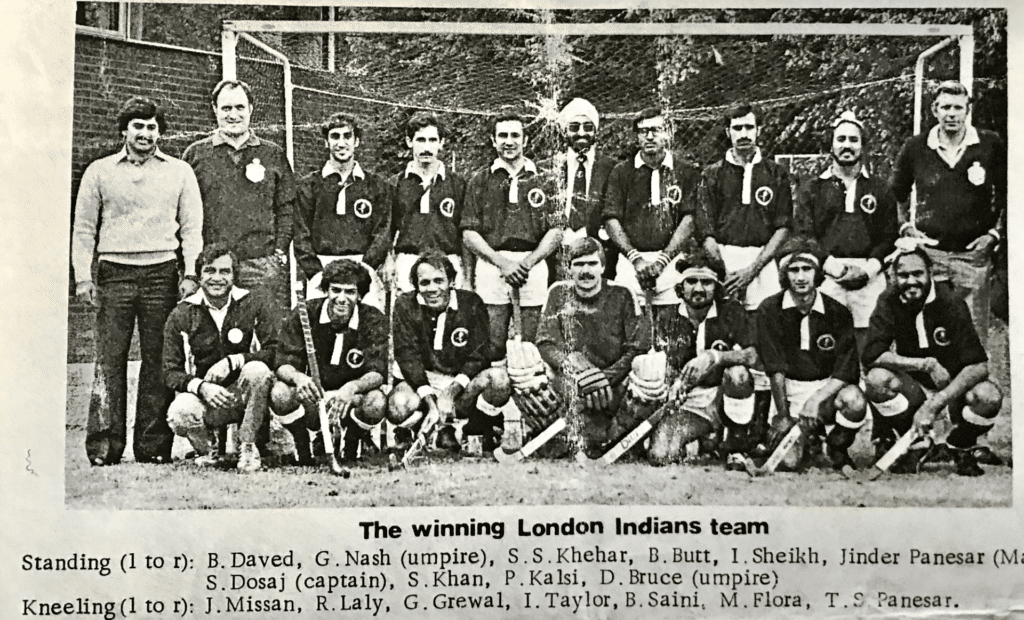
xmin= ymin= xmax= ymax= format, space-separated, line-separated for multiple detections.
xmin=63 ymin=4 xmax=1011 ymax=508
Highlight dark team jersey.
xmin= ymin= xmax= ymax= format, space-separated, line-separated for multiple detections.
xmin=393 ymin=289 xmax=491 ymax=390
xmin=388 ymin=164 xmax=466 ymax=256
xmin=461 ymin=159 xmax=559 ymax=251
xmin=660 ymin=298 xmax=754 ymax=388
xmin=601 ymin=151 xmax=700 ymax=251
xmin=276 ymin=298 xmax=387 ymax=391
xmin=862 ymin=281 xmax=987 ymax=389
xmin=756 ymin=290 xmax=859 ymax=384
xmin=696 ymin=150 xmax=793 ymax=248
xmin=795 ymin=168 xmax=898 ymax=262
xmin=294 ymin=162 xmax=393 ymax=278
xmin=536 ymin=281 xmax=649 ymax=386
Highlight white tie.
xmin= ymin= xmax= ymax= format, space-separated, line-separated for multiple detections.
xmin=915 ymin=312 xmax=929 ymax=348
xmin=508 ymin=175 xmax=519 ymax=203
xmin=335 ymin=186 xmax=347 ymax=215
xmin=844 ymin=178 xmax=856 ymax=214
xmin=800 ymin=315 xmax=810 ymax=351
xmin=330 ymin=333 xmax=345 ymax=365
xmin=696 ymin=320 xmax=707 ymax=352
xmin=741 ymin=162 xmax=754 ymax=205
xmin=650 ymin=168 xmax=661 ymax=206
xmin=433 ymin=312 xmax=447 ymax=351
xmin=419 ymin=187 xmax=431 ymax=214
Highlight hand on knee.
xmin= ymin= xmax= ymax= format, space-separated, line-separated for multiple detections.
xmin=864 ymin=367 xmax=899 ymax=402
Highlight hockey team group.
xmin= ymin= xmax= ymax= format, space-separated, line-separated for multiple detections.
xmin=72 ymin=78 xmax=1007 ymax=480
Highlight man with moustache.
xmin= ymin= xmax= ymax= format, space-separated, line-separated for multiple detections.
xmin=183 ymin=80 xmax=295 ymax=321
xmin=73 ymin=96 xmax=203 ymax=466
xmin=388 ymin=251 xmax=512 ymax=454
xmin=536 ymin=238 xmax=650 ymax=457
xmin=602 ymin=107 xmax=701 ymax=327
xmin=162 ymin=243 xmax=278 ymax=472
xmin=695 ymin=100 xmax=793 ymax=455
xmin=755 ymin=237 xmax=868 ymax=472
xmin=541 ymin=98 xmax=619 ymax=283
xmin=294 ymin=113 xmax=392 ymax=310
xmin=648 ymin=246 xmax=758 ymax=466
xmin=461 ymin=110 xmax=561 ymax=360
xmin=390 ymin=112 xmax=469 ymax=292
xmin=891 ymin=81 xmax=1007 ymax=343
xmin=862 ymin=246 xmax=1003 ymax=476
xmin=271 ymin=260 xmax=388 ymax=465
xmin=796 ymin=111 xmax=898 ymax=350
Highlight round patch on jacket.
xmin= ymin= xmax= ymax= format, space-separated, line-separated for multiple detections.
xmin=967 ymin=161 xmax=986 ymax=186
xmin=755 ymin=186 xmax=774 ymax=206
xmin=860 ymin=194 xmax=877 ymax=214
xmin=245 ymin=158 xmax=265 ymax=183
xmin=527 ymin=188 xmax=547 ymax=208
xmin=439 ymin=197 xmax=456 ymax=218
xmin=451 ymin=327 xmax=469 ymax=347
xmin=711 ymin=339 xmax=730 ymax=352
xmin=353 ymin=199 xmax=373 ymax=219
xmin=346 ymin=349 xmax=365 ymax=368
xmin=934 ymin=327 xmax=951 ymax=346
xmin=817 ymin=333 xmax=836 ymax=351
xmin=227 ymin=328 xmax=244 ymax=344
xmin=665 ymin=185 xmax=683 ymax=204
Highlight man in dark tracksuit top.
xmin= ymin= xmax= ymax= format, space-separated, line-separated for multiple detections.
xmin=294 ymin=113 xmax=392 ymax=310
xmin=183 ymin=79 xmax=295 ymax=322
xmin=271 ymin=260 xmax=388 ymax=464
xmin=163 ymin=244 xmax=278 ymax=472
xmin=796 ymin=111 xmax=898 ymax=348
xmin=755 ymin=237 xmax=867 ymax=472
xmin=890 ymin=80 xmax=1007 ymax=344
xmin=540 ymin=98 xmax=619 ymax=283
xmin=390 ymin=112 xmax=469 ymax=293
xmin=862 ymin=247 xmax=1003 ymax=476
xmin=388 ymin=252 xmax=512 ymax=453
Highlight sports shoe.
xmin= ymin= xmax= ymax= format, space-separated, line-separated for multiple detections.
xmin=237 ymin=443 xmax=262 ymax=473
xmin=435 ymin=425 xmax=461 ymax=453
xmin=971 ymin=445 xmax=1003 ymax=466
xmin=826 ymin=445 xmax=855 ymax=471
xmin=725 ymin=453 xmax=747 ymax=472
xmin=954 ymin=448 xmax=984 ymax=477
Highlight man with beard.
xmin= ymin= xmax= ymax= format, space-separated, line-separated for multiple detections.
xmin=648 ymin=246 xmax=759 ymax=467
xmin=602 ymin=108 xmax=701 ymax=326
xmin=796 ymin=111 xmax=898 ymax=350
xmin=695 ymin=100 xmax=792 ymax=456
xmin=271 ymin=260 xmax=388 ymax=465
xmin=388 ymin=251 xmax=512 ymax=454
xmin=73 ymin=96 xmax=203 ymax=466
xmin=755 ymin=237 xmax=868 ymax=472
xmin=461 ymin=111 xmax=561 ymax=360
xmin=535 ymin=238 xmax=650 ymax=457
xmin=294 ymin=113 xmax=392 ymax=309
xmin=183 ymin=80 xmax=295 ymax=321
xmin=891 ymin=81 xmax=1006 ymax=344
xmin=163 ymin=244 xmax=278 ymax=472
xmin=862 ymin=246 xmax=1002 ymax=476
xmin=540 ymin=98 xmax=619 ymax=283
xmin=390 ymin=112 xmax=469 ymax=292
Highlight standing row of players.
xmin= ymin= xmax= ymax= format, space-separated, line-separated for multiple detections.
xmin=74 ymin=80 xmax=1005 ymax=476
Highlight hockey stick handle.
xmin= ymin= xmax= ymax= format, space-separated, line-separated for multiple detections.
xmin=298 ymin=300 xmax=346 ymax=474
xmin=401 ymin=406 xmax=440 ymax=467
xmin=761 ymin=423 xmax=802 ymax=473
xmin=497 ymin=416 xmax=567 ymax=463
xmin=510 ymin=287 xmax=524 ymax=340
xmin=870 ymin=427 xmax=920 ymax=477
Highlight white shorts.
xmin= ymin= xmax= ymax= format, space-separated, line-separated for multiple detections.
xmin=474 ymin=250 xmax=549 ymax=307
xmin=769 ymin=378 xmax=830 ymax=420
xmin=679 ymin=384 xmax=720 ymax=424
xmin=307 ymin=254 xmax=384 ymax=311
xmin=819 ymin=258 xmax=886 ymax=329
xmin=720 ymin=245 xmax=780 ymax=311
xmin=396 ymin=253 xmax=464 ymax=293
xmin=614 ymin=252 xmax=684 ymax=305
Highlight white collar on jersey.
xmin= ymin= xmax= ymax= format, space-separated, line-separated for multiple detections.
xmin=634 ymin=150 xmax=674 ymax=170
xmin=322 ymin=160 xmax=365 ymax=180
xmin=319 ymin=300 xmax=360 ymax=330
xmin=404 ymin=160 xmax=447 ymax=181
xmin=490 ymin=157 xmax=537 ymax=176
xmin=183 ymin=287 xmax=249 ymax=306
xmin=416 ymin=291 xmax=459 ymax=312
xmin=678 ymin=300 xmax=718 ymax=320
xmin=782 ymin=290 xmax=825 ymax=315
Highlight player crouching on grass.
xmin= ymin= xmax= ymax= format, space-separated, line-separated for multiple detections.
xmin=163 ymin=244 xmax=279 ymax=473
xmin=754 ymin=237 xmax=868 ymax=472
xmin=270 ymin=260 xmax=388 ymax=466
xmin=862 ymin=245 xmax=1002 ymax=476
xmin=535 ymin=238 xmax=651 ymax=457
xmin=648 ymin=246 xmax=758 ymax=466
xmin=389 ymin=251 xmax=512 ymax=455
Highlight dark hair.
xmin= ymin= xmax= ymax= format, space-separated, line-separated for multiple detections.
xmin=632 ymin=107 xmax=666 ymax=134
xmin=320 ymin=259 xmax=371 ymax=297
xmin=211 ymin=79 xmax=253 ymax=108
xmin=723 ymin=100 xmax=760 ymax=127
xmin=490 ymin=109 xmax=527 ymax=138
xmin=892 ymin=247 xmax=933 ymax=273
xmin=675 ymin=245 xmax=726 ymax=282
xmin=567 ymin=237 xmax=605 ymax=267
xmin=195 ymin=242 xmax=237 ymax=275
xmin=934 ymin=80 xmax=971 ymax=104
xmin=777 ymin=235 xmax=826 ymax=289
xmin=406 ymin=111 xmax=446 ymax=140
xmin=117 ymin=96 xmax=167 ymax=134
xmin=410 ymin=250 xmax=457 ymax=289
xmin=321 ymin=112 xmax=362 ymax=141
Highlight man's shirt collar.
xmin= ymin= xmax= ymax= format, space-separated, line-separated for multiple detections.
xmin=725 ymin=147 xmax=763 ymax=167
xmin=678 ymin=300 xmax=718 ymax=321
xmin=634 ymin=150 xmax=674 ymax=170
xmin=404 ymin=161 xmax=447 ymax=181
xmin=319 ymin=300 xmax=360 ymax=330
xmin=183 ymin=286 xmax=249 ymax=307
xmin=782 ymin=290 xmax=825 ymax=315
xmin=416 ymin=292 xmax=459 ymax=312
xmin=490 ymin=157 xmax=537 ymax=176
xmin=322 ymin=160 xmax=365 ymax=181
xmin=117 ymin=146 xmax=169 ymax=164
xmin=819 ymin=164 xmax=870 ymax=180
xmin=926 ymin=124 xmax=980 ymax=151
xmin=211 ymin=131 xmax=262 ymax=148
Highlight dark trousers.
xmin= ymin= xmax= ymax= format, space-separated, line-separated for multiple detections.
xmin=86 ymin=260 xmax=178 ymax=463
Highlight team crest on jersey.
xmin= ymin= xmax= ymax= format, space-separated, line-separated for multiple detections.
xmin=527 ymin=188 xmax=547 ymax=208
xmin=451 ymin=327 xmax=469 ymax=347
xmin=227 ymin=328 xmax=244 ymax=344
xmin=933 ymin=327 xmax=951 ymax=346
xmin=817 ymin=333 xmax=836 ymax=351
xmin=439 ymin=197 xmax=456 ymax=218
xmin=754 ymin=186 xmax=774 ymax=206
xmin=967 ymin=161 xmax=986 ymax=186
xmin=711 ymin=339 xmax=730 ymax=352
xmin=353 ymin=199 xmax=373 ymax=219
xmin=860 ymin=194 xmax=877 ymax=214
xmin=346 ymin=348 xmax=365 ymax=368
xmin=245 ymin=158 xmax=265 ymax=183
xmin=665 ymin=185 xmax=683 ymax=205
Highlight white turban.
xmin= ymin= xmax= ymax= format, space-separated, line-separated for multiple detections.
xmin=558 ymin=98 xmax=600 ymax=131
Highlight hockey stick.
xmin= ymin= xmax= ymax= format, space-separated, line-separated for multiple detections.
xmin=494 ymin=416 xmax=567 ymax=464
xmin=744 ymin=423 xmax=802 ymax=477
xmin=297 ymin=300 xmax=350 ymax=478
xmin=393 ymin=406 xmax=441 ymax=469
xmin=576 ymin=399 xmax=675 ymax=468
xmin=866 ymin=427 xmax=920 ymax=481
